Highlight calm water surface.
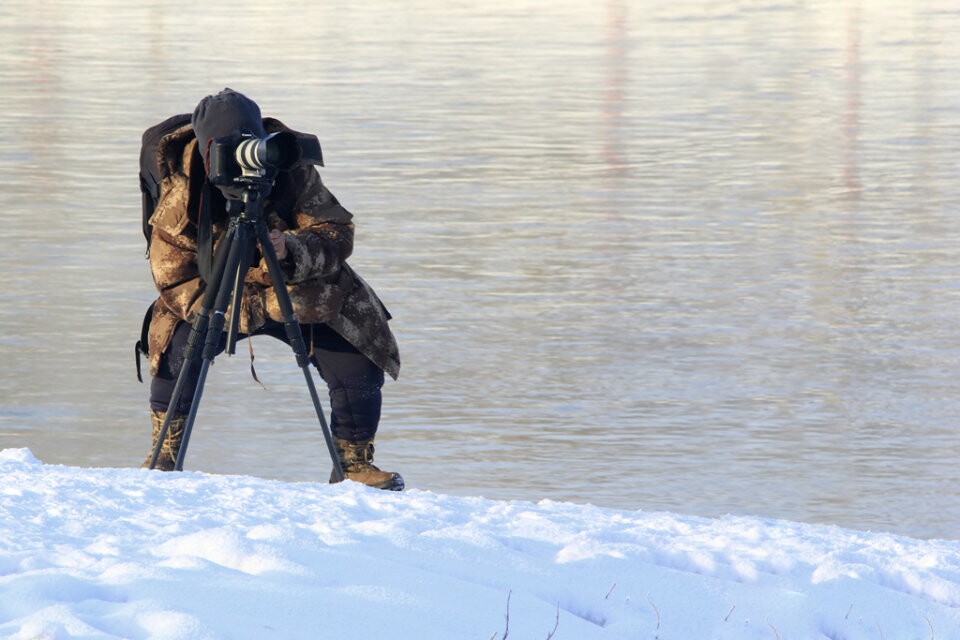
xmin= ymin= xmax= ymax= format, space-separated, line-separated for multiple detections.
xmin=1 ymin=0 xmax=959 ymax=539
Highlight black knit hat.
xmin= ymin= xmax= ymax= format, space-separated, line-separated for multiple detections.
xmin=191 ymin=88 xmax=265 ymax=150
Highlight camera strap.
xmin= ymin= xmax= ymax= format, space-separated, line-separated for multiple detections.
xmin=197 ymin=180 xmax=215 ymax=284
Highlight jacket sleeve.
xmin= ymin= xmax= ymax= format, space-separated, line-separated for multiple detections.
xmin=148 ymin=174 xmax=205 ymax=322
xmin=277 ymin=166 xmax=355 ymax=284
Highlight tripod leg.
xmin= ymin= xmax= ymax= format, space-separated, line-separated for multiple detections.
xmin=149 ymin=225 xmax=238 ymax=470
xmin=225 ymin=239 xmax=255 ymax=355
xmin=173 ymin=222 xmax=256 ymax=471
xmin=255 ymin=223 xmax=346 ymax=482
xmin=173 ymin=352 xmax=212 ymax=470
xmin=147 ymin=316 xmax=206 ymax=469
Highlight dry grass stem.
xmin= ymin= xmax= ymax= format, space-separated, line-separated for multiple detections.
xmin=646 ymin=594 xmax=660 ymax=631
xmin=545 ymin=603 xmax=560 ymax=640
xmin=502 ymin=591 xmax=511 ymax=640
xmin=767 ymin=618 xmax=780 ymax=640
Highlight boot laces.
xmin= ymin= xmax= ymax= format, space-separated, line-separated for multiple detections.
xmin=343 ymin=442 xmax=381 ymax=472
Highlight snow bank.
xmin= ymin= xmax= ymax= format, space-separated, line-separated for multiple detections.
xmin=1 ymin=447 xmax=959 ymax=639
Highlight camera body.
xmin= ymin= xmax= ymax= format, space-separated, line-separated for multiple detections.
xmin=208 ymin=130 xmax=324 ymax=187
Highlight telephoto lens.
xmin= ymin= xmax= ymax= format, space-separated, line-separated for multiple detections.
xmin=235 ymin=131 xmax=300 ymax=172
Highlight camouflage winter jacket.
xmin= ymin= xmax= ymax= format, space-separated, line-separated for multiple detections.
xmin=145 ymin=119 xmax=400 ymax=379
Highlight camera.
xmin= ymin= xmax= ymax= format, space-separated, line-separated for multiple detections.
xmin=208 ymin=130 xmax=324 ymax=187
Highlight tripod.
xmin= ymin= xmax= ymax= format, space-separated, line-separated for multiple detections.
xmin=147 ymin=178 xmax=345 ymax=481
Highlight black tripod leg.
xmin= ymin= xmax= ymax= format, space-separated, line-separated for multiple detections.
xmin=149 ymin=225 xmax=238 ymax=470
xmin=171 ymin=223 xmax=254 ymax=471
xmin=225 ymin=239 xmax=255 ymax=355
xmin=173 ymin=351 xmax=211 ymax=471
xmin=255 ymin=223 xmax=346 ymax=482
xmin=147 ymin=317 xmax=206 ymax=469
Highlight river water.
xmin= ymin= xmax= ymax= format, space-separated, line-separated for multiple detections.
xmin=1 ymin=0 xmax=958 ymax=539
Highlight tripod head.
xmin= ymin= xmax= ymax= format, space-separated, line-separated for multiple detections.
xmin=222 ymin=176 xmax=274 ymax=219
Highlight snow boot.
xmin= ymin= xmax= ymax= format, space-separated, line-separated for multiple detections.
xmin=329 ymin=437 xmax=404 ymax=491
xmin=141 ymin=410 xmax=185 ymax=471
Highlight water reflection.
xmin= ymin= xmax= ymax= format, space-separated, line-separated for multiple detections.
xmin=0 ymin=0 xmax=959 ymax=539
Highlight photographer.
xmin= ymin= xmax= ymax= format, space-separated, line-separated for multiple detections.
xmin=141 ymin=89 xmax=402 ymax=490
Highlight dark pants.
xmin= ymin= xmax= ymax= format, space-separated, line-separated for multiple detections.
xmin=150 ymin=321 xmax=384 ymax=441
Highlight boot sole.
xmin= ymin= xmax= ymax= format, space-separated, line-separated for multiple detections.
xmin=333 ymin=473 xmax=405 ymax=491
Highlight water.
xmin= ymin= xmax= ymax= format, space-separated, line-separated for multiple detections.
xmin=1 ymin=0 xmax=959 ymax=540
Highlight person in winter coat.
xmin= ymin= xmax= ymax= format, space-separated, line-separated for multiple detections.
xmin=141 ymin=88 xmax=402 ymax=490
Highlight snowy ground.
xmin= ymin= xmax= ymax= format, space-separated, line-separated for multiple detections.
xmin=2 ymin=448 xmax=959 ymax=639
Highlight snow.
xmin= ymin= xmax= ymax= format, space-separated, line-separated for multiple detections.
xmin=2 ymin=448 xmax=959 ymax=639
